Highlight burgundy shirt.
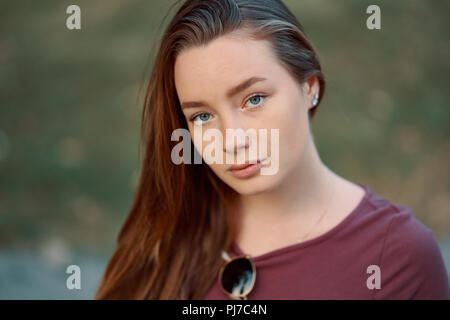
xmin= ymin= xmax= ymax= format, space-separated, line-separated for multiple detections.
xmin=203 ymin=183 xmax=450 ymax=299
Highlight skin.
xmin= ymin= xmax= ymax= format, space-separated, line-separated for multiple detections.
xmin=174 ymin=32 xmax=366 ymax=257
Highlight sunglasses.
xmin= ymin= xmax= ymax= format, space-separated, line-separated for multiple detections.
xmin=218 ymin=250 xmax=256 ymax=300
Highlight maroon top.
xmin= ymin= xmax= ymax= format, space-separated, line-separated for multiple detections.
xmin=203 ymin=183 xmax=450 ymax=299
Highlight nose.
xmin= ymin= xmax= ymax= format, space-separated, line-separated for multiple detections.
xmin=221 ymin=115 xmax=252 ymax=155
xmin=223 ymin=130 xmax=250 ymax=154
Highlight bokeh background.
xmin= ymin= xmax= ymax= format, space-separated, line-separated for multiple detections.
xmin=0 ymin=0 xmax=449 ymax=299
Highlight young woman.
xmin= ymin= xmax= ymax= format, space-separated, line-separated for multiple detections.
xmin=95 ymin=0 xmax=450 ymax=300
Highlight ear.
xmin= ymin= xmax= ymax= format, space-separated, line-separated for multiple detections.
xmin=303 ymin=75 xmax=320 ymax=110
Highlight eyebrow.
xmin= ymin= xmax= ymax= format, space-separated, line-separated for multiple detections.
xmin=180 ymin=76 xmax=267 ymax=110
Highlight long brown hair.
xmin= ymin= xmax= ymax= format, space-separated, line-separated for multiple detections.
xmin=95 ymin=0 xmax=325 ymax=299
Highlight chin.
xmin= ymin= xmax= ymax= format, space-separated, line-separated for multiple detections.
xmin=224 ymin=174 xmax=282 ymax=196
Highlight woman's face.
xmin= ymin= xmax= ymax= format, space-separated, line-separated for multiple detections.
xmin=174 ymin=33 xmax=317 ymax=195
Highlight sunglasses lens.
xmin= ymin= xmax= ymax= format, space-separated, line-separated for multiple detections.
xmin=221 ymin=257 xmax=255 ymax=296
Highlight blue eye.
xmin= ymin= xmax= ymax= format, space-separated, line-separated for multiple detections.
xmin=191 ymin=113 xmax=211 ymax=126
xmin=189 ymin=94 xmax=267 ymax=126
xmin=245 ymin=94 xmax=266 ymax=109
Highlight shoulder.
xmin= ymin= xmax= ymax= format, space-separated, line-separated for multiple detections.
xmin=382 ymin=204 xmax=441 ymax=270
xmin=372 ymin=200 xmax=450 ymax=299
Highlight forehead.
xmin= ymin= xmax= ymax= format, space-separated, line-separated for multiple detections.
xmin=174 ymin=35 xmax=279 ymax=99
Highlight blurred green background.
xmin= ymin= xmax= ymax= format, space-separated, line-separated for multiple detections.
xmin=0 ymin=0 xmax=449 ymax=298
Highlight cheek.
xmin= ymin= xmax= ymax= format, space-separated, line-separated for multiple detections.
xmin=189 ymin=127 xmax=209 ymax=155
xmin=190 ymin=132 xmax=202 ymax=154
xmin=273 ymin=100 xmax=309 ymax=164
xmin=283 ymin=109 xmax=307 ymax=141
xmin=189 ymin=129 xmax=225 ymax=166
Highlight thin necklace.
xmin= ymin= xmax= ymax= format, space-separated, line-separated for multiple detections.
xmin=221 ymin=175 xmax=337 ymax=261
xmin=296 ymin=174 xmax=336 ymax=243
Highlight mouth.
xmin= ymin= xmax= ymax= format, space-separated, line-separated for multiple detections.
xmin=227 ymin=158 xmax=269 ymax=179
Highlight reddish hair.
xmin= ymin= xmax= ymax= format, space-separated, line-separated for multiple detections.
xmin=95 ymin=0 xmax=325 ymax=299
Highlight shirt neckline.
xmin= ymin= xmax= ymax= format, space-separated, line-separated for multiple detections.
xmin=231 ymin=182 xmax=371 ymax=262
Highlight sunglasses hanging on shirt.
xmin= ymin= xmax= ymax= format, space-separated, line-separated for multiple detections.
xmin=218 ymin=250 xmax=256 ymax=300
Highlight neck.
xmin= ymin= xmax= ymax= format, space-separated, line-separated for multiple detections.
xmin=236 ymin=132 xmax=338 ymax=229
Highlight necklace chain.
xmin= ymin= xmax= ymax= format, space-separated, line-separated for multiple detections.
xmin=296 ymin=175 xmax=336 ymax=243
xmin=222 ymin=175 xmax=337 ymax=261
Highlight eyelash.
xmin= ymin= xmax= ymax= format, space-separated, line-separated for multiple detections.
xmin=189 ymin=93 xmax=268 ymax=125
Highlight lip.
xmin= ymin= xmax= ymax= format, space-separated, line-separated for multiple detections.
xmin=227 ymin=160 xmax=261 ymax=171
xmin=228 ymin=159 xmax=267 ymax=179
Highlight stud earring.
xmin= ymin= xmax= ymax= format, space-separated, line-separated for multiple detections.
xmin=312 ymin=93 xmax=319 ymax=107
